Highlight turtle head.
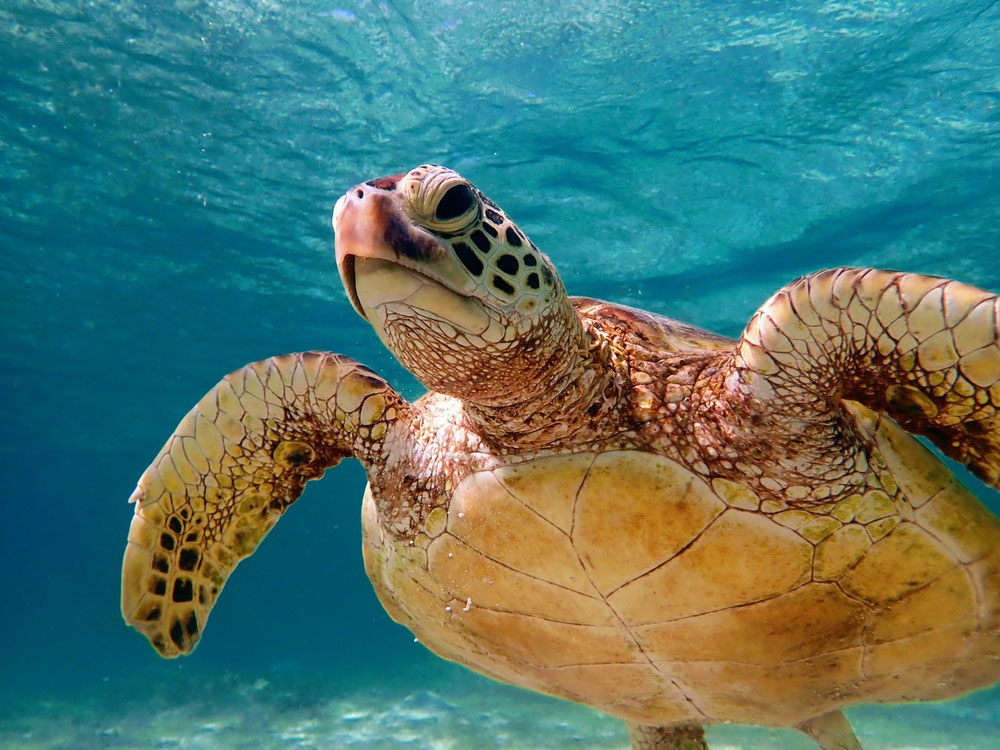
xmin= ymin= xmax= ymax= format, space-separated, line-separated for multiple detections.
xmin=333 ymin=165 xmax=581 ymax=406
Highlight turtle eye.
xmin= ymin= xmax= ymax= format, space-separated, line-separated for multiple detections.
xmin=435 ymin=184 xmax=475 ymax=221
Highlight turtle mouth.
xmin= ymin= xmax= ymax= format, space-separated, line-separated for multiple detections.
xmin=338 ymin=250 xmax=479 ymax=323
xmin=347 ymin=256 xmax=492 ymax=339
xmin=338 ymin=253 xmax=366 ymax=319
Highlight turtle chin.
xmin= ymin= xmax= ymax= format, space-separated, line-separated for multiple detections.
xmin=351 ymin=257 xmax=536 ymax=402
xmin=353 ymin=257 xmax=493 ymax=333
xmin=352 ymin=257 xmax=502 ymax=372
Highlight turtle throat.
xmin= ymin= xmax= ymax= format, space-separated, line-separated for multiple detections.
xmin=458 ymin=301 xmax=628 ymax=450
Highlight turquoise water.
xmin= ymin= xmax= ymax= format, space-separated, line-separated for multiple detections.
xmin=2 ymin=0 xmax=1000 ymax=747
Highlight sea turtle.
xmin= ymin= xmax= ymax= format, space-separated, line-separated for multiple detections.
xmin=122 ymin=164 xmax=1000 ymax=749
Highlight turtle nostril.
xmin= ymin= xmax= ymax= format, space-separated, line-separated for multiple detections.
xmin=355 ymin=188 xmax=364 ymax=199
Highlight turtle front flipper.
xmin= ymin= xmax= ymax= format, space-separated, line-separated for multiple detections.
xmin=121 ymin=352 xmax=407 ymax=657
xmin=735 ymin=268 xmax=999 ymax=488
xmin=797 ymin=710 xmax=862 ymax=750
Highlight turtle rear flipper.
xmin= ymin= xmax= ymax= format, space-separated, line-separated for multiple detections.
xmin=625 ymin=713 xmax=862 ymax=750
xmin=121 ymin=352 xmax=406 ymax=656
xmin=797 ymin=710 xmax=862 ymax=750
xmin=626 ymin=723 xmax=707 ymax=749
xmin=735 ymin=268 xmax=999 ymax=489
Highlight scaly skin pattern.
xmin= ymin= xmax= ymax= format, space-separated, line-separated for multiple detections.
xmin=123 ymin=165 xmax=1000 ymax=750
xmin=628 ymin=723 xmax=708 ymax=750
xmin=732 ymin=268 xmax=999 ymax=489
xmin=121 ymin=353 xmax=409 ymax=656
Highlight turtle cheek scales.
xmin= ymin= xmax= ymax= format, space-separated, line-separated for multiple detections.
xmin=496 ymin=253 xmax=520 ymax=276
xmin=491 ymin=275 xmax=516 ymax=297
xmin=453 ymin=241 xmax=483 ymax=276
xmin=470 ymin=229 xmax=492 ymax=254
xmin=541 ymin=264 xmax=554 ymax=287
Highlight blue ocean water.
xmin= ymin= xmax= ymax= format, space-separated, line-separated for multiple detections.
xmin=2 ymin=0 xmax=1000 ymax=747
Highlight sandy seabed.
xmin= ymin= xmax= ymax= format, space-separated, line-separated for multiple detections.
xmin=2 ymin=665 xmax=997 ymax=750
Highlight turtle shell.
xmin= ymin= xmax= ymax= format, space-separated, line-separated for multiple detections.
xmin=362 ymin=408 xmax=1000 ymax=728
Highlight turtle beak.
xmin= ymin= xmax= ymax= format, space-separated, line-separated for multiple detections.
xmin=332 ymin=195 xmax=366 ymax=319
xmin=332 ymin=175 xmax=479 ymax=321
xmin=332 ymin=192 xmax=371 ymax=319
